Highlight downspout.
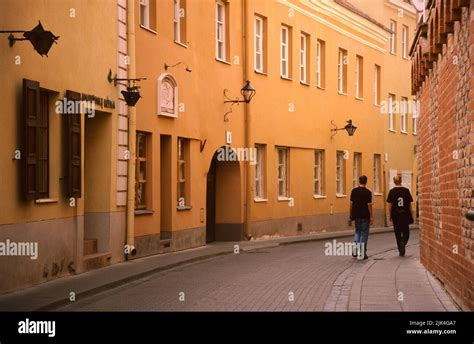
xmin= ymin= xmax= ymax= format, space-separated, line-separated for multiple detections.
xmin=126 ymin=0 xmax=137 ymax=257
xmin=242 ymin=0 xmax=251 ymax=240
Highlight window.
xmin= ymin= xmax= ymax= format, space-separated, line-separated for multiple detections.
xmin=314 ymin=150 xmax=325 ymax=196
xmin=254 ymin=15 xmax=267 ymax=73
xmin=402 ymin=25 xmax=408 ymax=58
xmin=140 ymin=0 xmax=149 ymax=27
xmin=374 ymin=65 xmax=381 ymax=105
xmin=177 ymin=138 xmax=190 ymax=206
xmin=23 ymin=81 xmax=51 ymax=200
xmin=401 ymin=97 xmax=408 ymax=133
xmin=355 ymin=55 xmax=363 ymax=98
xmin=174 ymin=0 xmax=187 ymax=44
xmin=336 ymin=151 xmax=346 ymax=195
xmin=277 ymin=147 xmax=289 ymax=198
xmin=300 ymin=32 xmax=309 ymax=83
xmin=373 ymin=154 xmax=381 ymax=194
xmin=280 ymin=25 xmax=291 ymax=78
xmin=140 ymin=0 xmax=156 ymax=30
xmin=401 ymin=171 xmax=412 ymax=193
xmin=389 ymin=20 xmax=397 ymax=54
xmin=316 ymin=40 xmax=326 ymax=88
xmin=352 ymin=152 xmax=362 ymax=188
xmin=135 ymin=132 xmax=148 ymax=209
xmin=388 ymin=94 xmax=395 ymax=131
xmin=413 ymin=101 xmax=418 ymax=135
xmin=255 ymin=144 xmax=266 ymax=198
xmin=338 ymin=48 xmax=347 ymax=94
xmin=216 ymin=1 xmax=228 ymax=61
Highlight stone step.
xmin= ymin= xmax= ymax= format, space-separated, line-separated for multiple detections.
xmin=83 ymin=239 xmax=98 ymax=256
xmin=83 ymin=252 xmax=111 ymax=272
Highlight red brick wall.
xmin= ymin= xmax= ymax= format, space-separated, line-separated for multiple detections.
xmin=417 ymin=5 xmax=474 ymax=311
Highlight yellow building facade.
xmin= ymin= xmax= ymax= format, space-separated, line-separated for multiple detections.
xmin=131 ymin=0 xmax=417 ymax=257
xmin=0 ymin=0 xmax=126 ymax=293
xmin=354 ymin=0 xmax=419 ymax=220
xmin=0 ymin=0 xmax=418 ymax=293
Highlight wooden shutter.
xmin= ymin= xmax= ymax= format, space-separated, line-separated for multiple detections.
xmin=37 ymin=91 xmax=50 ymax=199
xmin=22 ymin=79 xmax=40 ymax=200
xmin=66 ymin=90 xmax=82 ymax=198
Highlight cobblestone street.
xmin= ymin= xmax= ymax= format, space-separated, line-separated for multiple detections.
xmin=57 ymin=230 xmax=458 ymax=312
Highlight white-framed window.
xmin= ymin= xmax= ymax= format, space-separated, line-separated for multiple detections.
xmin=254 ymin=16 xmax=264 ymax=72
xmin=173 ymin=0 xmax=183 ymax=43
xmin=401 ymin=97 xmax=408 ymax=132
xmin=280 ymin=26 xmax=290 ymax=78
xmin=216 ymin=1 xmax=227 ymax=61
xmin=314 ymin=150 xmax=324 ymax=196
xmin=316 ymin=41 xmax=321 ymax=87
xmin=255 ymin=144 xmax=265 ymax=198
xmin=402 ymin=25 xmax=408 ymax=58
xmin=374 ymin=65 xmax=381 ymax=105
xmin=389 ymin=169 xmax=397 ymax=190
xmin=277 ymin=147 xmax=289 ymax=198
xmin=140 ymin=0 xmax=150 ymax=28
xmin=373 ymin=154 xmax=381 ymax=194
xmin=401 ymin=171 xmax=412 ymax=193
xmin=338 ymin=48 xmax=347 ymax=93
xmin=353 ymin=152 xmax=362 ymax=188
xmin=390 ymin=20 xmax=397 ymax=54
xmin=355 ymin=55 xmax=363 ymax=98
xmin=413 ymin=101 xmax=418 ymax=135
xmin=388 ymin=94 xmax=395 ymax=131
xmin=300 ymin=33 xmax=308 ymax=83
xmin=336 ymin=150 xmax=346 ymax=195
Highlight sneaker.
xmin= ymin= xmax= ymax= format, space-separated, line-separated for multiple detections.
xmin=364 ymin=254 xmax=368 ymax=260
xmin=399 ymin=249 xmax=405 ymax=257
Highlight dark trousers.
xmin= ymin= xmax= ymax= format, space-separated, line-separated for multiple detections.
xmin=393 ymin=217 xmax=410 ymax=253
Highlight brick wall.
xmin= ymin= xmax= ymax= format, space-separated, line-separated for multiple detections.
xmin=416 ymin=4 xmax=473 ymax=311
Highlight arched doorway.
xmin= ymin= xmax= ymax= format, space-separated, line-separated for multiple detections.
xmin=206 ymin=148 xmax=243 ymax=243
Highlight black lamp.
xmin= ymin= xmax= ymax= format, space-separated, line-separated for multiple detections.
xmin=224 ymin=80 xmax=256 ymax=104
xmin=108 ymin=69 xmax=146 ymax=107
xmin=331 ymin=120 xmax=357 ymax=138
xmin=1 ymin=21 xmax=59 ymax=57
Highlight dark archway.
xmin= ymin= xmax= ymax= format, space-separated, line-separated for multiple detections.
xmin=206 ymin=148 xmax=243 ymax=243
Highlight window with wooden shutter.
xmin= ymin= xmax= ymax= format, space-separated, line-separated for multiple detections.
xmin=66 ymin=90 xmax=82 ymax=198
xmin=22 ymin=79 xmax=41 ymax=200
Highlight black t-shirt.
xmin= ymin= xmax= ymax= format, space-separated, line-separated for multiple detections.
xmin=387 ymin=187 xmax=413 ymax=219
xmin=350 ymin=187 xmax=372 ymax=219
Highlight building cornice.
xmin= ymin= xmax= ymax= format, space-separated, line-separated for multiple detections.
xmin=277 ymin=0 xmax=388 ymax=53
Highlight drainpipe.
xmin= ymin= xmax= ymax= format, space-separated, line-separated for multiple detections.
xmin=125 ymin=0 xmax=137 ymax=257
xmin=242 ymin=0 xmax=251 ymax=240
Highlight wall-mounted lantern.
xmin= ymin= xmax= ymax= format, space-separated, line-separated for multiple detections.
xmin=108 ymin=69 xmax=147 ymax=107
xmin=330 ymin=120 xmax=357 ymax=139
xmin=224 ymin=80 xmax=256 ymax=104
xmin=223 ymin=80 xmax=256 ymax=122
xmin=0 ymin=21 xmax=59 ymax=57
xmin=164 ymin=62 xmax=192 ymax=72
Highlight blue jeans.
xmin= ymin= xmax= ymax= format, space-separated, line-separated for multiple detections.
xmin=354 ymin=219 xmax=369 ymax=254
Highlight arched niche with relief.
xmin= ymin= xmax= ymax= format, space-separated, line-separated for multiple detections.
xmin=157 ymin=73 xmax=178 ymax=118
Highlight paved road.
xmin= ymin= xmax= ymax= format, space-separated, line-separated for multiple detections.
xmin=58 ymin=230 xmax=459 ymax=311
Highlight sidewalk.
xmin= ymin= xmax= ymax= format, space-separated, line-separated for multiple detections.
xmin=323 ymin=241 xmax=459 ymax=311
xmin=0 ymin=225 xmax=426 ymax=311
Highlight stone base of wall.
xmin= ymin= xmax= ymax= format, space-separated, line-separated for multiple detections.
xmin=249 ymin=210 xmax=385 ymax=239
xmin=0 ymin=217 xmax=80 ymax=294
xmin=134 ymin=226 xmax=206 ymax=258
xmin=0 ymin=212 xmax=125 ymax=295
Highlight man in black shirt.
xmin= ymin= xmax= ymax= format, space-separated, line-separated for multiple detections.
xmin=386 ymin=175 xmax=414 ymax=256
xmin=350 ymin=175 xmax=374 ymax=259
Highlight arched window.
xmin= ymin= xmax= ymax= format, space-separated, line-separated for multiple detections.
xmin=157 ymin=74 xmax=178 ymax=118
